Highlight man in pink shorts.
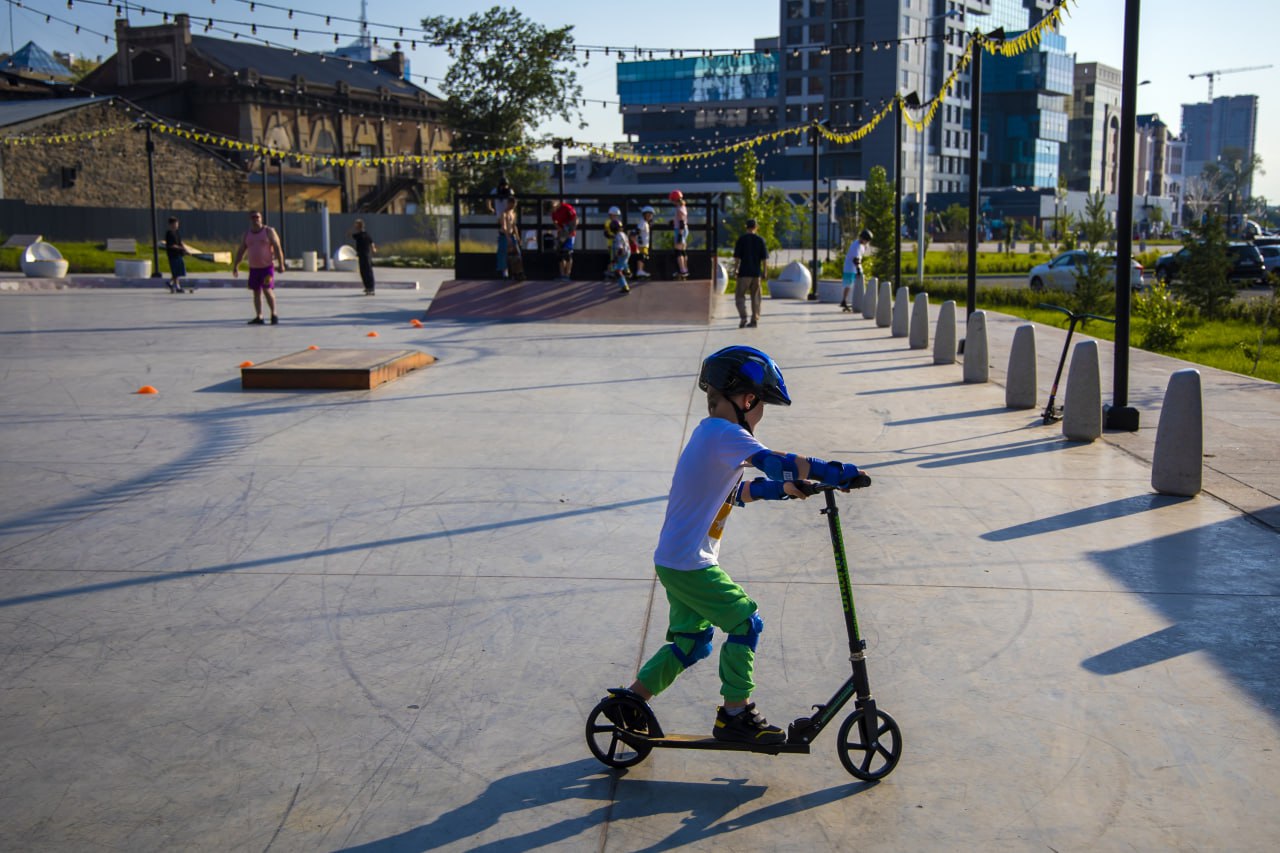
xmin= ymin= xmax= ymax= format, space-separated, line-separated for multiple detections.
xmin=232 ymin=211 xmax=286 ymax=325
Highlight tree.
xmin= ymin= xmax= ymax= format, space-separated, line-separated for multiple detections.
xmin=726 ymin=150 xmax=789 ymax=250
xmin=1070 ymin=192 xmax=1116 ymax=319
xmin=1178 ymin=213 xmax=1236 ymax=318
xmin=857 ymin=166 xmax=895 ymax=278
xmin=421 ymin=7 xmax=584 ymax=196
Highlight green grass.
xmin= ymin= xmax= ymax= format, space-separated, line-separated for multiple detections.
xmin=0 ymin=241 xmax=233 ymax=274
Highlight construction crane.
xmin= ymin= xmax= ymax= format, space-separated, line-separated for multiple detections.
xmin=1188 ymin=65 xmax=1274 ymax=101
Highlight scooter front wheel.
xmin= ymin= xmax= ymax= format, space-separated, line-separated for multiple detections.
xmin=585 ymin=695 xmax=653 ymax=769
xmin=836 ymin=707 xmax=902 ymax=781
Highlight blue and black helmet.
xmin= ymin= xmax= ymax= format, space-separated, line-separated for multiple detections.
xmin=698 ymin=346 xmax=792 ymax=406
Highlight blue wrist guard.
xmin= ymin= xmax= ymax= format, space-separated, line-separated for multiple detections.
xmin=807 ymin=457 xmax=862 ymax=488
xmin=748 ymin=478 xmax=790 ymax=502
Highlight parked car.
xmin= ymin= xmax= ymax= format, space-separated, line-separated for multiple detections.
xmin=1257 ymin=245 xmax=1280 ymax=278
xmin=1027 ymin=250 xmax=1145 ymax=292
xmin=1154 ymin=242 xmax=1267 ymax=287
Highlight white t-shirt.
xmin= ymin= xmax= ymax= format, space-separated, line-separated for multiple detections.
xmin=843 ymin=239 xmax=868 ymax=274
xmin=653 ymin=417 xmax=766 ymax=571
xmin=637 ymin=219 xmax=651 ymax=249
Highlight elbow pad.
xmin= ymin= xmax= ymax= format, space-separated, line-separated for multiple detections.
xmin=750 ymin=450 xmax=800 ymax=482
xmin=807 ymin=457 xmax=862 ymax=488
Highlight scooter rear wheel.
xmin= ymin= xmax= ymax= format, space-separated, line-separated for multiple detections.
xmin=585 ymin=695 xmax=653 ymax=769
xmin=836 ymin=707 xmax=902 ymax=781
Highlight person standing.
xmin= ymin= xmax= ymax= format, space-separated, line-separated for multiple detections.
xmin=732 ymin=218 xmax=769 ymax=328
xmin=232 ymin=211 xmax=285 ymax=325
xmin=163 ymin=216 xmax=190 ymax=294
xmin=349 ymin=219 xmax=377 ymax=295
xmin=496 ymin=190 xmax=518 ymax=278
xmin=551 ymin=199 xmax=578 ymax=281
xmin=635 ymin=206 xmax=655 ymax=279
xmin=670 ymin=190 xmax=690 ymax=279
xmin=841 ymin=229 xmax=872 ymax=312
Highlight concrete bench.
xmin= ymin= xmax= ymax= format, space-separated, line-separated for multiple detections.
xmin=2 ymin=234 xmax=43 ymax=249
xmin=105 ymin=238 xmax=137 ymax=253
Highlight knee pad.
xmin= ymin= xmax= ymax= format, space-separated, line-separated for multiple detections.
xmin=726 ymin=612 xmax=764 ymax=652
xmin=669 ymin=626 xmax=714 ymax=668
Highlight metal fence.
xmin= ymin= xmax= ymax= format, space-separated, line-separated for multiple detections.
xmin=0 ymin=200 xmax=451 ymax=257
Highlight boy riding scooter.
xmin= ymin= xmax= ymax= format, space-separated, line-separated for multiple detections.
xmin=612 ymin=346 xmax=868 ymax=744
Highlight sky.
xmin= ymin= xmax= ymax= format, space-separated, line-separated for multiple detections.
xmin=4 ymin=0 xmax=1278 ymax=199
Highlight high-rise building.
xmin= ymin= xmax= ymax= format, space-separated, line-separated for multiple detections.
xmin=1180 ymin=95 xmax=1259 ymax=198
xmin=614 ymin=0 xmax=996 ymax=192
xmin=980 ymin=0 xmax=1072 ymax=189
xmin=1064 ymin=61 xmax=1122 ymax=193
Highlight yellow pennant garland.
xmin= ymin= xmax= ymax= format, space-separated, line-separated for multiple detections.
xmin=1 ymin=0 xmax=1073 ymax=166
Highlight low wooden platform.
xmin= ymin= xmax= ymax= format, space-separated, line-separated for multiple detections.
xmin=240 ymin=348 xmax=435 ymax=390
xmin=424 ymin=278 xmax=714 ymax=325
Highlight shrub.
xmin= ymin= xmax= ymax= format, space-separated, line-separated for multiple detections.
xmin=1134 ymin=278 xmax=1186 ymax=351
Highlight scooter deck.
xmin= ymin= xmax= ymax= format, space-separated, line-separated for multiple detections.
xmin=618 ymin=731 xmax=811 ymax=755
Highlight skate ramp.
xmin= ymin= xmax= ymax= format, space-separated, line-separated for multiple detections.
xmin=424 ymin=277 xmax=714 ymax=325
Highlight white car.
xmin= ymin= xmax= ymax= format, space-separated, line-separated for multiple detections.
xmin=1257 ymin=245 xmax=1280 ymax=278
xmin=1027 ymin=250 xmax=1146 ymax=292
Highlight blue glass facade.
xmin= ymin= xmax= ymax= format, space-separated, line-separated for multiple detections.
xmin=981 ymin=24 xmax=1073 ymax=189
xmin=618 ymin=54 xmax=779 ymax=105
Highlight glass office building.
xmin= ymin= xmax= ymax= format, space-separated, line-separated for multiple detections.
xmin=981 ymin=4 xmax=1072 ymax=189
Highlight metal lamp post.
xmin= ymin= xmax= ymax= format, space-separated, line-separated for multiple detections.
xmin=896 ymin=93 xmax=921 ymax=290
xmin=918 ymin=9 xmax=962 ymax=287
xmin=966 ymin=26 xmax=1004 ymax=316
xmin=1104 ymin=0 xmax=1144 ymax=431
xmin=139 ymin=120 xmax=163 ymax=279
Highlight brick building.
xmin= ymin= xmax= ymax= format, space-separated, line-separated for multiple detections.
xmin=77 ymin=14 xmax=448 ymax=214
xmin=0 ymin=97 xmax=251 ymax=211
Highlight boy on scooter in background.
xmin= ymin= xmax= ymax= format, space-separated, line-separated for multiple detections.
xmin=618 ymin=346 xmax=868 ymax=745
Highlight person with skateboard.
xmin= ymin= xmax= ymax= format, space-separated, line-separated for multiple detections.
xmin=232 ymin=211 xmax=284 ymax=325
xmin=634 ymin=206 xmax=655 ymax=279
xmin=617 ymin=346 xmax=866 ymax=745
xmin=841 ymin=229 xmax=872 ymax=312
xmin=349 ymin=219 xmax=378 ymax=295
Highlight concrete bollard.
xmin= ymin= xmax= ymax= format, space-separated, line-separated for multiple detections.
xmin=876 ymin=280 xmax=892 ymax=327
xmin=933 ymin=300 xmax=957 ymax=364
xmin=862 ymin=277 xmax=878 ymax=319
xmin=892 ymin=286 xmax=910 ymax=337
xmin=963 ymin=310 xmax=989 ymax=382
xmin=1062 ymin=339 xmax=1102 ymax=441
xmin=909 ymin=292 xmax=930 ymax=349
xmin=1005 ymin=324 xmax=1037 ymax=409
xmin=849 ymin=275 xmax=862 ymax=312
xmin=1152 ymin=368 xmax=1203 ymax=496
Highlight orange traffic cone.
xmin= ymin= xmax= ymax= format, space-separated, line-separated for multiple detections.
xmin=136 ymin=385 xmax=158 ymax=394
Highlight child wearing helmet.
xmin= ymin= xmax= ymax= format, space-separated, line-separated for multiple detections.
xmin=605 ymin=215 xmax=631 ymax=293
xmin=635 ymin=206 xmax=655 ymax=279
xmin=670 ymin=190 xmax=689 ymax=279
xmin=841 ymin=229 xmax=873 ymax=312
xmin=619 ymin=346 xmax=868 ymax=745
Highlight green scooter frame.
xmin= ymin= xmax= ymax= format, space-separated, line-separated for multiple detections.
xmin=585 ymin=483 xmax=902 ymax=781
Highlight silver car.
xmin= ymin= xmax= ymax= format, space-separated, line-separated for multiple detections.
xmin=1027 ymin=250 xmax=1146 ymax=292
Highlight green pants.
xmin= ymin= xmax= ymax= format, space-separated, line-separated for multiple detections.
xmin=636 ymin=564 xmax=760 ymax=703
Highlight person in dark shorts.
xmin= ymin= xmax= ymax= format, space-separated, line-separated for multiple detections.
xmin=232 ymin=211 xmax=285 ymax=325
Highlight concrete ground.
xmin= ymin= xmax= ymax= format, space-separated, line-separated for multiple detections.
xmin=0 ymin=270 xmax=1276 ymax=852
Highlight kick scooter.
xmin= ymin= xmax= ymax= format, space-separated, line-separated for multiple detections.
xmin=585 ymin=481 xmax=902 ymax=781
xmin=1038 ymin=303 xmax=1115 ymax=425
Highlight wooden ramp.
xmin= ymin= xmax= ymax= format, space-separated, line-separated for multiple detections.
xmin=424 ymin=278 xmax=714 ymax=325
xmin=241 ymin=349 xmax=434 ymax=390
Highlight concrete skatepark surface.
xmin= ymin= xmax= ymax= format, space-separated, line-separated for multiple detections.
xmin=1 ymin=269 xmax=1277 ymax=851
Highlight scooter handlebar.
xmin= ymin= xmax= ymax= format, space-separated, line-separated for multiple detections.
xmin=795 ymin=473 xmax=872 ymax=496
